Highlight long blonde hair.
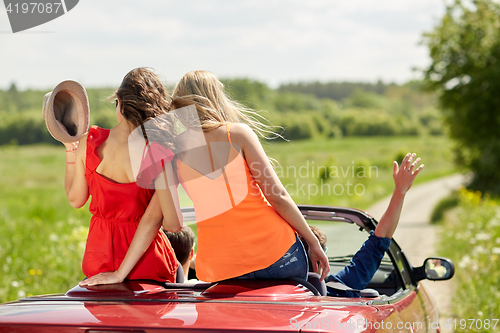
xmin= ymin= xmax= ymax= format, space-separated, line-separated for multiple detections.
xmin=172 ymin=70 xmax=279 ymax=139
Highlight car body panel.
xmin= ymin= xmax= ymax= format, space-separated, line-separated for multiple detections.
xmin=0 ymin=281 xmax=439 ymax=333
xmin=0 ymin=206 xmax=451 ymax=332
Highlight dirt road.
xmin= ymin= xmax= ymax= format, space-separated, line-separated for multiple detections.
xmin=367 ymin=173 xmax=465 ymax=332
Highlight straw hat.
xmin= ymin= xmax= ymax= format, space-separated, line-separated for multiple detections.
xmin=42 ymin=80 xmax=90 ymax=143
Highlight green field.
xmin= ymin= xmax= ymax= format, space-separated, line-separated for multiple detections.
xmin=264 ymin=135 xmax=456 ymax=209
xmin=0 ymin=135 xmax=456 ymax=303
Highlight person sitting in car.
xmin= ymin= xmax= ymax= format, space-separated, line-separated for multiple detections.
xmin=303 ymin=153 xmax=424 ymax=297
xmin=163 ymin=225 xmax=196 ymax=283
xmin=80 ymin=70 xmax=423 ymax=289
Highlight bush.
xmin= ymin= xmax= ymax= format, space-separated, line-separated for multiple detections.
xmin=0 ymin=113 xmax=57 ymax=145
xmin=340 ymin=110 xmax=398 ymax=136
xmin=439 ymin=188 xmax=500 ymax=330
xmin=281 ymin=120 xmax=313 ymax=140
xmin=93 ymin=113 xmax=116 ymax=130
xmin=311 ymin=114 xmax=327 ymax=134
xmin=430 ymin=191 xmax=459 ymax=223
xmin=327 ymin=125 xmax=343 ymax=139
xmin=342 ymin=89 xmax=384 ymax=109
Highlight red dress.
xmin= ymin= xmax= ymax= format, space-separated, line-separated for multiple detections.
xmin=82 ymin=126 xmax=178 ymax=282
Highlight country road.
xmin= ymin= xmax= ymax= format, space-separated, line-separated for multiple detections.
xmin=367 ymin=173 xmax=466 ymax=333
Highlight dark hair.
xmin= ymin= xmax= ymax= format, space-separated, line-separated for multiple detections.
xmin=163 ymin=225 xmax=195 ymax=265
xmin=114 ymin=68 xmax=171 ymax=127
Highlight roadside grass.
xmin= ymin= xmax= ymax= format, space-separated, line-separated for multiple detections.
xmin=0 ymin=135 xmax=456 ymax=303
xmin=430 ymin=191 xmax=460 ymax=223
xmin=264 ymin=135 xmax=456 ymax=210
xmin=438 ymin=188 xmax=500 ymax=333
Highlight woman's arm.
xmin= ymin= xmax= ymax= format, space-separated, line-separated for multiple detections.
xmin=375 ymin=153 xmax=424 ymax=238
xmin=231 ymin=123 xmax=330 ymax=281
xmin=79 ymin=161 xmax=183 ymax=287
xmin=155 ymin=160 xmax=183 ymax=232
xmin=63 ymin=136 xmax=89 ymax=208
xmin=328 ymin=154 xmax=423 ymax=291
xmin=79 ymin=193 xmax=165 ymax=286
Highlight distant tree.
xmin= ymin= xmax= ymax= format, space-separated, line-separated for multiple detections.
xmin=423 ymin=0 xmax=500 ymax=194
xmin=342 ymin=89 xmax=383 ymax=109
xmin=8 ymin=83 xmax=18 ymax=93
xmin=221 ymin=78 xmax=272 ymax=109
xmin=278 ymin=80 xmax=393 ymax=100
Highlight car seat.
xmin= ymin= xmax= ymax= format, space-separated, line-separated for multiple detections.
xmin=176 ymin=262 xmax=184 ymax=283
xmin=307 ymin=272 xmax=327 ymax=296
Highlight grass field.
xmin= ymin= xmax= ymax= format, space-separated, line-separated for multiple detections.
xmin=437 ymin=189 xmax=500 ymax=332
xmin=0 ymin=135 xmax=456 ymax=303
xmin=264 ymin=135 xmax=456 ymax=209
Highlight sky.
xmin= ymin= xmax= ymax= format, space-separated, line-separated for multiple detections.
xmin=0 ymin=0 xmax=447 ymax=90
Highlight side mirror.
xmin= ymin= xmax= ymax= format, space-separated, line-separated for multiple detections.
xmin=414 ymin=257 xmax=455 ymax=282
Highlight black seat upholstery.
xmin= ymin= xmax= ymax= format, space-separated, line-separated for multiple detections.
xmin=307 ymin=272 xmax=326 ymax=296
xmin=175 ymin=262 xmax=185 ymax=283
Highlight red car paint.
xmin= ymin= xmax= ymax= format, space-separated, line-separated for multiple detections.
xmin=0 ymin=206 xmax=453 ymax=333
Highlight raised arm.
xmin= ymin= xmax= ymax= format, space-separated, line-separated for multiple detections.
xmin=63 ymin=136 xmax=90 ymax=208
xmin=374 ymin=153 xmax=424 ymax=238
xmin=232 ymin=123 xmax=330 ymax=281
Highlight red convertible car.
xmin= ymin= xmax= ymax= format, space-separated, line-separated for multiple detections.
xmin=0 ymin=205 xmax=454 ymax=332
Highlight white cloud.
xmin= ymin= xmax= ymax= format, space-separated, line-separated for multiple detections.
xmin=0 ymin=0 xmax=445 ymax=89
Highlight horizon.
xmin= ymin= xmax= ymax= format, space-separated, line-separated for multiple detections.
xmin=2 ymin=77 xmax=419 ymax=93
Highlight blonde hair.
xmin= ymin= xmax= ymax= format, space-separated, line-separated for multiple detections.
xmin=172 ymin=71 xmax=280 ymax=139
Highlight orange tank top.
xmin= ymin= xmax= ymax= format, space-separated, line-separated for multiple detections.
xmin=176 ymin=124 xmax=296 ymax=282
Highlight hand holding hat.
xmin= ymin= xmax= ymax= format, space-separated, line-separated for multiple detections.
xmin=42 ymin=80 xmax=90 ymax=143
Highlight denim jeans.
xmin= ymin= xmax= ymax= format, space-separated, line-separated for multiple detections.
xmin=326 ymin=230 xmax=391 ymax=297
xmin=235 ymin=236 xmax=309 ymax=280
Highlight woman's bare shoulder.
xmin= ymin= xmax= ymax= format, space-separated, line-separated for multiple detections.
xmin=229 ymin=123 xmax=256 ymax=140
xmin=227 ymin=123 xmax=259 ymax=151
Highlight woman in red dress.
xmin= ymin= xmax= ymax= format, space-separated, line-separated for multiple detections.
xmin=82 ymin=70 xmax=330 ymax=285
xmin=63 ymin=68 xmax=181 ymax=284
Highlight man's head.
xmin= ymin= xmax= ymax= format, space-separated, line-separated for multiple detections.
xmin=163 ymin=225 xmax=195 ymax=266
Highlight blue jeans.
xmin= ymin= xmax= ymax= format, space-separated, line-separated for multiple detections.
xmin=326 ymin=230 xmax=391 ymax=297
xmin=235 ymin=236 xmax=309 ymax=280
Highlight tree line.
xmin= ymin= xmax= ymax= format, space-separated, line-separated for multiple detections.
xmin=0 ymin=79 xmax=442 ymax=146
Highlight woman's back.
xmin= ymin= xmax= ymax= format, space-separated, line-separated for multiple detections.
xmin=85 ymin=126 xmax=152 ymax=220
xmin=83 ymin=126 xmax=178 ymax=281
xmin=94 ymin=123 xmax=136 ymax=184
xmin=176 ymin=123 xmax=296 ymax=282
xmin=63 ymin=68 xmax=181 ymax=286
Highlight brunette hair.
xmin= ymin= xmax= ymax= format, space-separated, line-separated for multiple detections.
xmin=114 ymin=68 xmax=171 ymax=127
xmin=171 ymin=70 xmax=280 ymax=139
xmin=163 ymin=225 xmax=195 ymax=265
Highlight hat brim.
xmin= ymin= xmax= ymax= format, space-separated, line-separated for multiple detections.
xmin=42 ymin=80 xmax=90 ymax=143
